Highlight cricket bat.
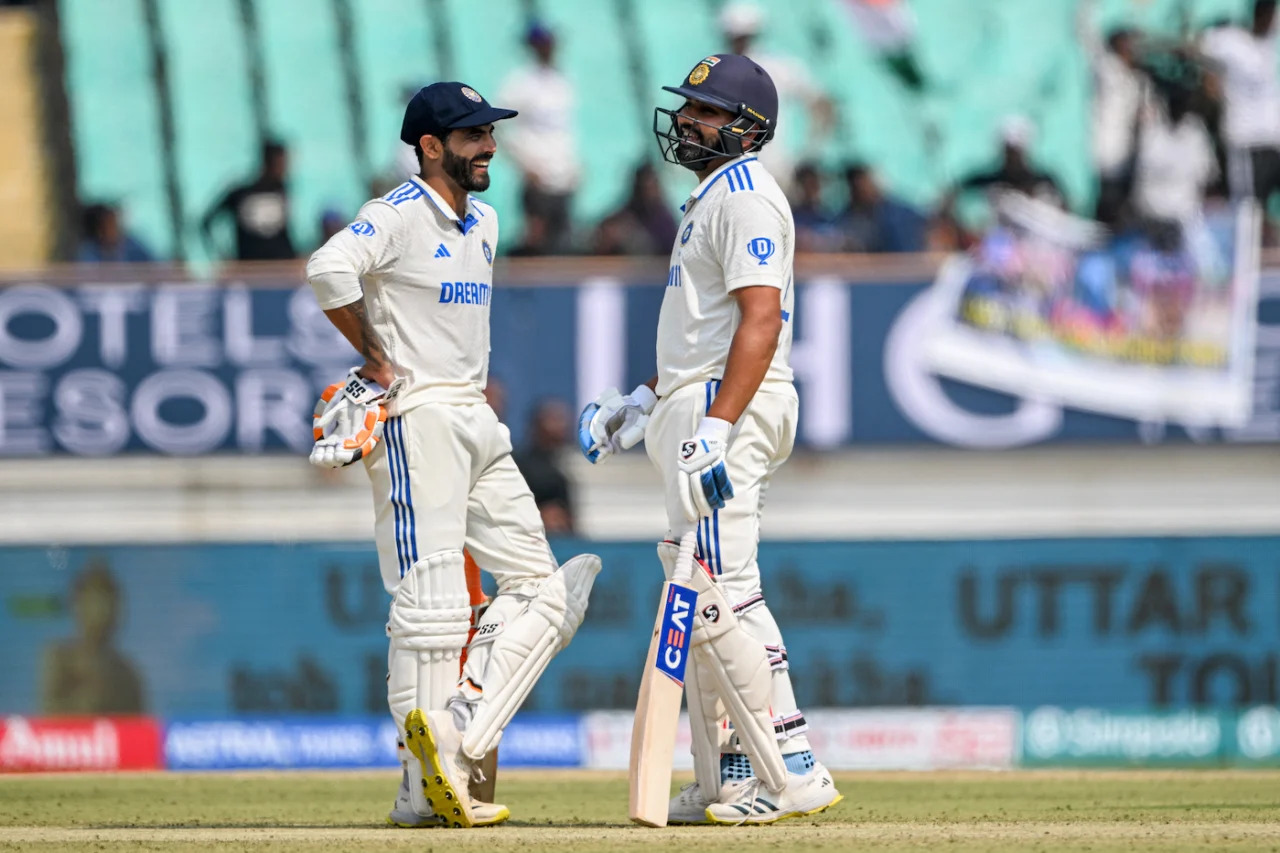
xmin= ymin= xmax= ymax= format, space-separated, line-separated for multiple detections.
xmin=629 ymin=531 xmax=699 ymax=827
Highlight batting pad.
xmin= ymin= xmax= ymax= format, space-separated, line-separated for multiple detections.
xmin=460 ymin=553 xmax=601 ymax=760
xmin=687 ymin=563 xmax=787 ymax=794
xmin=386 ymin=549 xmax=471 ymax=729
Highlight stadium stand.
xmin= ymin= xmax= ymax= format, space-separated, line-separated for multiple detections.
xmin=49 ymin=0 xmax=1269 ymax=261
xmin=60 ymin=0 xmax=171 ymax=257
xmin=252 ymin=0 xmax=363 ymax=252
xmin=349 ymin=0 xmax=440 ymax=183
xmin=155 ymin=0 xmax=257 ymax=265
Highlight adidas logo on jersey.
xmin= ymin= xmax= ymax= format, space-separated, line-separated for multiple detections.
xmin=434 ymin=244 xmax=451 ymax=258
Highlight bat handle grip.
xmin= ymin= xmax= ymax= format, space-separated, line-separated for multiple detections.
xmin=672 ymin=530 xmax=698 ymax=585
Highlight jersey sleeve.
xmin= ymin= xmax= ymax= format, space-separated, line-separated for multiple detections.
xmin=305 ymin=200 xmax=405 ymax=310
xmin=711 ymin=192 xmax=791 ymax=292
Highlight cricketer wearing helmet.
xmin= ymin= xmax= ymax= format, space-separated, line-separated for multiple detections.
xmin=579 ymin=54 xmax=842 ymax=825
xmin=306 ymin=82 xmax=600 ymax=828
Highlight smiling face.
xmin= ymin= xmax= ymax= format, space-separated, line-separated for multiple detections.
xmin=673 ymin=99 xmax=736 ymax=167
xmin=422 ymin=124 xmax=497 ymax=192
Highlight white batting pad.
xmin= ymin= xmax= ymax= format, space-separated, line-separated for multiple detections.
xmin=386 ymin=549 xmax=471 ymax=729
xmin=459 ymin=553 xmax=601 ymax=760
xmin=687 ymin=566 xmax=787 ymax=794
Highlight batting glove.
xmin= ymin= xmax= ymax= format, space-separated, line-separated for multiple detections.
xmin=677 ymin=416 xmax=735 ymax=520
xmin=577 ymin=384 xmax=658 ymax=464
xmin=309 ymin=368 xmax=404 ymax=468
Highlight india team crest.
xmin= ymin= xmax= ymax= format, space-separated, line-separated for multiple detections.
xmin=680 ymin=223 xmax=693 ymax=245
xmin=688 ymin=63 xmax=711 ymax=85
xmin=460 ymin=86 xmax=482 ymax=102
xmin=482 ymin=239 xmax=493 ymax=265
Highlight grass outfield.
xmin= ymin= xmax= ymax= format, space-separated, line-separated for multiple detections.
xmin=2 ymin=770 xmax=1280 ymax=852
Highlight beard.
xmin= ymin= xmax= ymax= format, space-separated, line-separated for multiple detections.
xmin=443 ymin=146 xmax=491 ymax=191
xmin=674 ymin=123 xmax=725 ymax=169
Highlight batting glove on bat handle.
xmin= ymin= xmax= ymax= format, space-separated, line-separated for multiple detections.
xmin=577 ymin=383 xmax=657 ymax=464
xmin=676 ymin=416 xmax=735 ymax=521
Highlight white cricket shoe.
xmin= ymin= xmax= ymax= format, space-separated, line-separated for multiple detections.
xmin=705 ymin=761 xmax=842 ymax=826
xmin=667 ymin=782 xmax=715 ymax=825
xmin=387 ymin=767 xmax=439 ymax=828
xmin=404 ymin=708 xmax=511 ymax=828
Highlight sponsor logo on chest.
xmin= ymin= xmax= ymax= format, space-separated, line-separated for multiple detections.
xmin=439 ymin=282 xmax=491 ymax=306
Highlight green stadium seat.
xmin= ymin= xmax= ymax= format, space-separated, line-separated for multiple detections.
xmin=60 ymin=0 xmax=172 ymax=257
xmin=252 ymin=0 xmax=363 ymax=252
xmin=630 ymin=0 xmax=723 ymax=210
xmin=537 ymin=0 xmax=647 ymax=229
xmin=437 ymin=0 xmax=527 ymax=244
xmin=155 ymin=0 xmax=257 ymax=265
xmin=349 ymin=0 xmax=438 ymax=184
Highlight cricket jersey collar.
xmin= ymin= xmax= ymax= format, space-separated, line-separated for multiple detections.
xmin=411 ymin=175 xmax=482 ymax=235
xmin=682 ymin=154 xmax=758 ymax=212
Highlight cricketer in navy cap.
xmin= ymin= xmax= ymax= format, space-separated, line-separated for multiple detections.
xmin=401 ymin=81 xmax=518 ymax=193
xmin=654 ymin=53 xmax=777 ymax=173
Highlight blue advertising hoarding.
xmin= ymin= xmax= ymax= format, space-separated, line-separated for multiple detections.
xmin=3 ymin=536 xmax=1278 ymax=718
xmin=1 ymin=273 xmax=1277 ymax=455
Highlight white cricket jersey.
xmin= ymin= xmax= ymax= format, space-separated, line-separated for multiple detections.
xmin=306 ymin=176 xmax=499 ymax=411
xmin=655 ymin=154 xmax=795 ymax=398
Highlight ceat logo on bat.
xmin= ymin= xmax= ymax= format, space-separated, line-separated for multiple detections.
xmin=655 ymin=583 xmax=698 ymax=686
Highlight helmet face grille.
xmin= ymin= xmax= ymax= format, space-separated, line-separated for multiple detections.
xmin=652 ymin=105 xmax=771 ymax=172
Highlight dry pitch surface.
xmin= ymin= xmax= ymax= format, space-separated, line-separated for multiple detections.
xmin=3 ymin=769 xmax=1280 ymax=852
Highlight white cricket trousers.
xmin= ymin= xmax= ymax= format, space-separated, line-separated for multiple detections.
xmin=645 ymin=379 xmax=811 ymax=754
xmin=364 ymin=401 xmax=556 ymax=597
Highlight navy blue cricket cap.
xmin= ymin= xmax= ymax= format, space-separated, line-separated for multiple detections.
xmin=662 ymin=53 xmax=778 ymax=131
xmin=400 ymin=82 xmax=518 ymax=145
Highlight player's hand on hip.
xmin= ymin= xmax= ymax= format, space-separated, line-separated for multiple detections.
xmin=577 ymin=384 xmax=657 ymax=464
xmin=677 ymin=417 xmax=735 ymax=520
xmin=309 ymin=367 xmax=404 ymax=468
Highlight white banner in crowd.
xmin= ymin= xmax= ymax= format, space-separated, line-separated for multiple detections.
xmin=920 ymin=195 xmax=1262 ymax=428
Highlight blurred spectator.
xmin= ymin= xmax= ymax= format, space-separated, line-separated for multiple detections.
xmin=843 ymin=0 xmax=925 ymax=92
xmin=41 ymin=560 xmax=145 ymax=714
xmin=839 ymin=164 xmax=926 ymax=253
xmin=791 ymin=162 xmax=842 ymax=252
xmin=76 ymin=203 xmax=154 ymax=263
xmin=318 ymin=208 xmax=346 ymax=245
xmin=497 ymin=22 xmax=581 ymax=255
xmin=1131 ymin=91 xmax=1219 ymax=230
xmin=719 ymin=2 xmax=836 ymax=192
xmin=954 ymin=116 xmax=1066 ymax=208
xmin=201 ymin=140 xmax=296 ymax=261
xmin=1083 ymin=7 xmax=1150 ymax=226
xmin=1200 ymin=0 xmax=1280 ymax=220
xmin=512 ymin=399 xmax=576 ymax=535
xmin=591 ymin=163 xmax=678 ymax=255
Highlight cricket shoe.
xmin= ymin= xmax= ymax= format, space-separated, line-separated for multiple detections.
xmin=404 ymin=708 xmax=511 ymax=828
xmin=667 ymin=782 xmax=715 ymax=825
xmin=387 ymin=767 xmax=440 ymax=828
xmin=705 ymin=761 xmax=842 ymax=825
